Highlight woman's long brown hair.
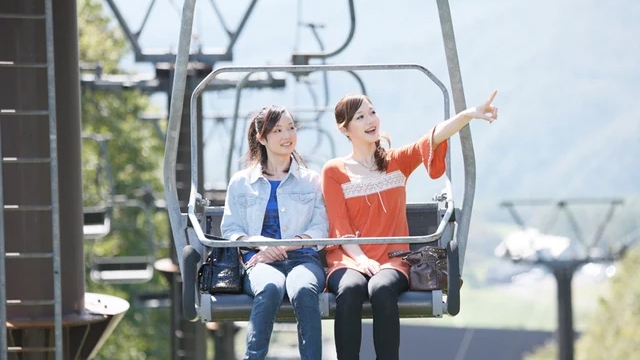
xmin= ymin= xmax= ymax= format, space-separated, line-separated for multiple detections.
xmin=334 ymin=94 xmax=390 ymax=172
xmin=244 ymin=105 xmax=305 ymax=176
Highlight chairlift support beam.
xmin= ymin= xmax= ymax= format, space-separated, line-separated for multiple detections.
xmin=500 ymin=198 xmax=625 ymax=252
xmin=500 ymin=198 xmax=627 ymax=360
xmin=80 ymin=68 xmax=286 ymax=94
xmin=103 ymin=0 xmax=260 ymax=64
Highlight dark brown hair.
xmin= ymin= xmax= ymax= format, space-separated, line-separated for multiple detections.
xmin=244 ymin=105 xmax=304 ymax=176
xmin=334 ymin=94 xmax=390 ymax=172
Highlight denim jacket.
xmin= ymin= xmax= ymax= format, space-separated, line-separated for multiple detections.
xmin=220 ymin=159 xmax=328 ymax=249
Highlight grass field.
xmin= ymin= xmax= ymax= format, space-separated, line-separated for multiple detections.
xmin=405 ymin=275 xmax=610 ymax=331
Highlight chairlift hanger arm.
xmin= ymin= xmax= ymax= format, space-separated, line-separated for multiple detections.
xmin=291 ymin=0 xmax=356 ymax=65
xmin=435 ymin=0 xmax=475 ymax=274
xmin=304 ymin=22 xmax=330 ymax=115
xmin=164 ymin=0 xmax=197 ymax=267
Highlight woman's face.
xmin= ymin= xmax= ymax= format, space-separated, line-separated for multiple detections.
xmin=344 ymin=100 xmax=380 ymax=144
xmin=260 ymin=111 xmax=297 ymax=158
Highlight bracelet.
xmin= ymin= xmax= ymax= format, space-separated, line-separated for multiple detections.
xmin=294 ymin=235 xmax=305 ymax=249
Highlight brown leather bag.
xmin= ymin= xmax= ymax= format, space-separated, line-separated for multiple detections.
xmin=388 ymin=246 xmax=449 ymax=291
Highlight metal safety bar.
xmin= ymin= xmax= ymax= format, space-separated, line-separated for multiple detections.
xmin=187 ymin=64 xmax=453 ymax=246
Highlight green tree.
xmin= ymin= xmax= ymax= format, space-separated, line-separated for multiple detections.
xmin=78 ymin=0 xmax=171 ymax=358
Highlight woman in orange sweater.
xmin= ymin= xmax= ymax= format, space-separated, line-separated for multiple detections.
xmin=321 ymin=91 xmax=498 ymax=360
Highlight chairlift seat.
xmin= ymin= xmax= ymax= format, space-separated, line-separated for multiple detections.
xmin=201 ymin=290 xmax=443 ymax=322
xmin=195 ymin=202 xmax=450 ymax=321
xmin=83 ymin=207 xmax=111 ymax=240
xmin=90 ymin=256 xmax=154 ymax=284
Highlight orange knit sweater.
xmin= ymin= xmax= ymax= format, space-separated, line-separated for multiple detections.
xmin=320 ymin=126 xmax=448 ymax=280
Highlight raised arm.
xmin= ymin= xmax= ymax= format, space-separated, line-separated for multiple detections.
xmin=432 ymin=90 xmax=499 ymax=146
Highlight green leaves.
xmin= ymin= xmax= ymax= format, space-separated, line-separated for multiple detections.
xmin=79 ymin=0 xmax=172 ymax=358
xmin=525 ymin=248 xmax=640 ymax=360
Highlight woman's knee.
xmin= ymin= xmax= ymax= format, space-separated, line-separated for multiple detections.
xmin=254 ymin=281 xmax=286 ymax=305
xmin=246 ymin=264 xmax=286 ymax=297
xmin=287 ymin=280 xmax=322 ymax=304
xmin=250 ymin=284 xmax=282 ymax=309
xmin=286 ymin=263 xmax=326 ymax=297
xmin=329 ymin=269 xmax=368 ymax=303
xmin=368 ymin=270 xmax=407 ymax=303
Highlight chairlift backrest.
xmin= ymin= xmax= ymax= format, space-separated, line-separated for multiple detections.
xmin=87 ymin=198 xmax=158 ymax=284
xmin=83 ymin=206 xmax=111 ymax=240
xmin=82 ymin=133 xmax=115 ymax=240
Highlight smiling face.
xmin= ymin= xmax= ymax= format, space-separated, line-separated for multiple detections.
xmin=258 ymin=111 xmax=297 ymax=159
xmin=340 ymin=97 xmax=380 ymax=145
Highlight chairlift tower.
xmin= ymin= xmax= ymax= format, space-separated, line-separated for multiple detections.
xmin=499 ymin=198 xmax=629 ymax=360
xmin=1 ymin=1 xmax=129 ymax=359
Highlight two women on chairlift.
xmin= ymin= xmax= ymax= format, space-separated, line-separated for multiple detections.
xmin=222 ymin=90 xmax=498 ymax=360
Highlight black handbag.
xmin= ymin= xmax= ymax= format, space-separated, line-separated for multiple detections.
xmin=198 ymin=238 xmax=243 ymax=294
xmin=388 ymin=246 xmax=449 ymax=292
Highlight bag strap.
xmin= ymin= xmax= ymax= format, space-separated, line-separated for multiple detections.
xmin=204 ymin=233 xmax=227 ymax=241
xmin=388 ymin=250 xmax=412 ymax=259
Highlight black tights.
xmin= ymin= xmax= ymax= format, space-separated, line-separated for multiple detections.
xmin=327 ymin=268 xmax=409 ymax=360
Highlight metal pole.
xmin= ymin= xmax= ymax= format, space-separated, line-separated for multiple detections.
xmin=436 ymin=0 xmax=474 ymax=274
xmin=0 ymin=84 xmax=7 ymax=360
xmin=164 ymin=0 xmax=198 ymax=266
xmin=550 ymin=261 xmax=578 ymax=360
xmin=45 ymin=0 xmax=63 ymax=357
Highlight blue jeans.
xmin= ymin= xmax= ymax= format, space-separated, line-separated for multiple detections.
xmin=243 ymin=251 xmax=326 ymax=360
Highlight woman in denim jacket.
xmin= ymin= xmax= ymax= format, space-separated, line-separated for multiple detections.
xmin=221 ymin=105 xmax=328 ymax=360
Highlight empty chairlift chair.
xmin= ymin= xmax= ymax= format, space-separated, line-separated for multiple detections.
xmin=89 ymin=198 xmax=156 ymax=284
xmin=82 ymin=133 xmax=115 ymax=240
xmin=164 ymin=63 xmax=471 ymax=323
xmin=83 ymin=205 xmax=112 ymax=240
